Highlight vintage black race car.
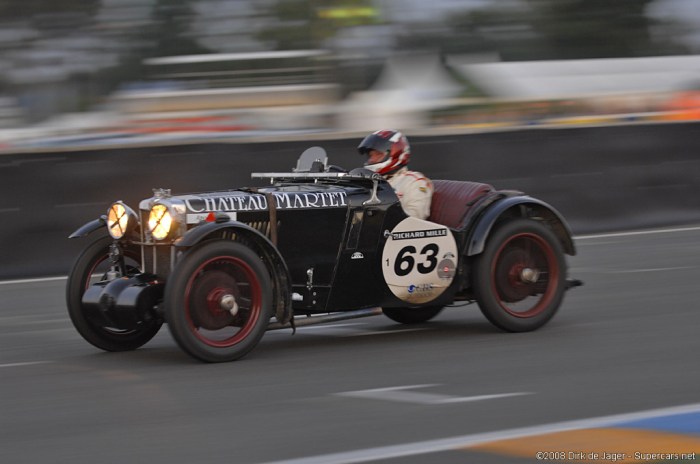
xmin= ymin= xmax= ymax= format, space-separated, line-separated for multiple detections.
xmin=67 ymin=147 xmax=581 ymax=362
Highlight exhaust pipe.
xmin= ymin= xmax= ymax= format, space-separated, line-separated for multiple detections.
xmin=267 ymin=307 xmax=383 ymax=331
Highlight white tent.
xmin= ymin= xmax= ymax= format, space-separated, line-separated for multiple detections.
xmin=452 ymin=54 xmax=700 ymax=100
xmin=338 ymin=54 xmax=463 ymax=131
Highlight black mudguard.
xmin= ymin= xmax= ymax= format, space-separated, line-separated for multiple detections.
xmin=466 ymin=195 xmax=576 ymax=256
xmin=69 ymin=216 xmax=106 ymax=239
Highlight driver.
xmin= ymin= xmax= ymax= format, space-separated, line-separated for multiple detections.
xmin=358 ymin=129 xmax=433 ymax=220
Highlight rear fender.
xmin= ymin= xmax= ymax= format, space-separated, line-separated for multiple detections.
xmin=466 ymin=196 xmax=576 ymax=256
xmin=69 ymin=216 xmax=106 ymax=239
xmin=175 ymin=221 xmax=293 ymax=324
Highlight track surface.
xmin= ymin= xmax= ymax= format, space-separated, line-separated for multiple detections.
xmin=2 ymin=226 xmax=700 ymax=463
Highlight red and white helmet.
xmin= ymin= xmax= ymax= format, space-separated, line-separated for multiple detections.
xmin=358 ymin=129 xmax=411 ymax=176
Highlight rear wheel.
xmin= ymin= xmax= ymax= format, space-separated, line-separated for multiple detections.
xmin=473 ymin=219 xmax=566 ymax=332
xmin=66 ymin=236 xmax=162 ymax=351
xmin=383 ymin=306 xmax=443 ymax=324
xmin=164 ymin=240 xmax=273 ymax=362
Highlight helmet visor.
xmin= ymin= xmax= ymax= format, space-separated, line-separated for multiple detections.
xmin=358 ymin=133 xmax=392 ymax=156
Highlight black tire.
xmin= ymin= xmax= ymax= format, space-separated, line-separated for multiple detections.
xmin=164 ymin=240 xmax=273 ymax=363
xmin=383 ymin=306 xmax=443 ymax=324
xmin=473 ymin=218 xmax=566 ymax=332
xmin=66 ymin=236 xmax=162 ymax=351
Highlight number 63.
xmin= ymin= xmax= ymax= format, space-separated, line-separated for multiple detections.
xmin=388 ymin=244 xmax=439 ymax=276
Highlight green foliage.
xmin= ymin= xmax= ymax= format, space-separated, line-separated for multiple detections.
xmin=525 ymin=0 xmax=684 ymax=58
xmin=256 ymin=0 xmax=378 ymax=50
xmin=146 ymin=0 xmax=210 ymax=57
xmin=0 ymin=0 xmax=100 ymax=20
xmin=397 ymin=0 xmax=689 ymax=60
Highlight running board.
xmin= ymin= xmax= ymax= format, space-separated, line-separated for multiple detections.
xmin=267 ymin=307 xmax=383 ymax=331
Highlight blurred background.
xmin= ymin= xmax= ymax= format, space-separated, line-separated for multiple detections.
xmin=3 ymin=5 xmax=700 ymax=464
xmin=1 ymin=0 xmax=700 ymax=149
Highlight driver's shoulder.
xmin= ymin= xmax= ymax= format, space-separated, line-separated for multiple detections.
xmin=401 ymin=169 xmax=432 ymax=187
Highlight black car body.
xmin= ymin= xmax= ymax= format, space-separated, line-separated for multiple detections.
xmin=67 ymin=147 xmax=580 ymax=362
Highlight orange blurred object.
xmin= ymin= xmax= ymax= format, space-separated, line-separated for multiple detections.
xmin=663 ymin=91 xmax=700 ymax=120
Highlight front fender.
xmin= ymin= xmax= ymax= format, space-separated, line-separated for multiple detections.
xmin=175 ymin=220 xmax=267 ymax=248
xmin=68 ymin=216 xmax=106 ymax=239
xmin=467 ymin=196 xmax=576 ymax=256
xmin=175 ymin=221 xmax=294 ymax=325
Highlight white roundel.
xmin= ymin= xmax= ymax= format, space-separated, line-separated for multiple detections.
xmin=381 ymin=217 xmax=458 ymax=304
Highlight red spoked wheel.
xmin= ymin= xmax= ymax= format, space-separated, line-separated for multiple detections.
xmin=165 ymin=240 xmax=272 ymax=362
xmin=473 ymin=219 xmax=566 ymax=332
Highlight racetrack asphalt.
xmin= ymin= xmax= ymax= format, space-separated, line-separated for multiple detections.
xmin=2 ymin=225 xmax=700 ymax=464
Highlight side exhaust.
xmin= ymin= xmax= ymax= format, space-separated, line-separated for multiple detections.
xmin=267 ymin=307 xmax=383 ymax=331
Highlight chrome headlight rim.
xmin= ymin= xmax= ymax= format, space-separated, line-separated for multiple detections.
xmin=106 ymin=201 xmax=137 ymax=240
xmin=148 ymin=203 xmax=175 ymax=241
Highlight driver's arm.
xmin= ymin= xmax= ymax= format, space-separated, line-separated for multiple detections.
xmin=399 ymin=176 xmax=433 ymax=220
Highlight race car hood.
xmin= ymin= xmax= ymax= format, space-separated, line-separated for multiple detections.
xmin=140 ymin=184 xmax=351 ymax=218
xmin=183 ymin=188 xmax=349 ymax=214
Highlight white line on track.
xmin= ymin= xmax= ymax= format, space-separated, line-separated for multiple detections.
xmin=335 ymin=384 xmax=531 ymax=405
xmin=0 ymin=276 xmax=67 ymax=285
xmin=609 ymin=266 xmax=695 ymax=274
xmin=575 ymin=225 xmax=700 ymax=240
xmin=260 ymin=402 xmax=700 ymax=464
xmin=0 ymin=361 xmax=51 ymax=368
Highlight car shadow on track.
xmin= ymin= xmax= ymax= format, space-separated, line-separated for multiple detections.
xmin=64 ymin=308 xmax=573 ymax=365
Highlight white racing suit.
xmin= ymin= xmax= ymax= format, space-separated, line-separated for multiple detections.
xmin=387 ymin=167 xmax=433 ymax=220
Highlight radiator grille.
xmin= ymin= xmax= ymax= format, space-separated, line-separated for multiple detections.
xmin=136 ymin=212 xmax=275 ymax=278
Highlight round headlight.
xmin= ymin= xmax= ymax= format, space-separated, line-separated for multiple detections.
xmin=148 ymin=204 xmax=173 ymax=240
xmin=107 ymin=202 xmax=136 ymax=239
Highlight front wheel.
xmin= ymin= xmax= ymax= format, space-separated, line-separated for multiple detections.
xmin=164 ymin=240 xmax=273 ymax=362
xmin=66 ymin=236 xmax=162 ymax=351
xmin=473 ymin=219 xmax=566 ymax=332
xmin=383 ymin=306 xmax=443 ymax=324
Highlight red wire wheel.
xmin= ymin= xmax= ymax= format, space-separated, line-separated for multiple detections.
xmin=474 ymin=219 xmax=567 ymax=332
xmin=165 ymin=240 xmax=272 ymax=362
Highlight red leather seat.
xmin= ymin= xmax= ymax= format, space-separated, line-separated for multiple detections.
xmin=428 ymin=180 xmax=494 ymax=229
